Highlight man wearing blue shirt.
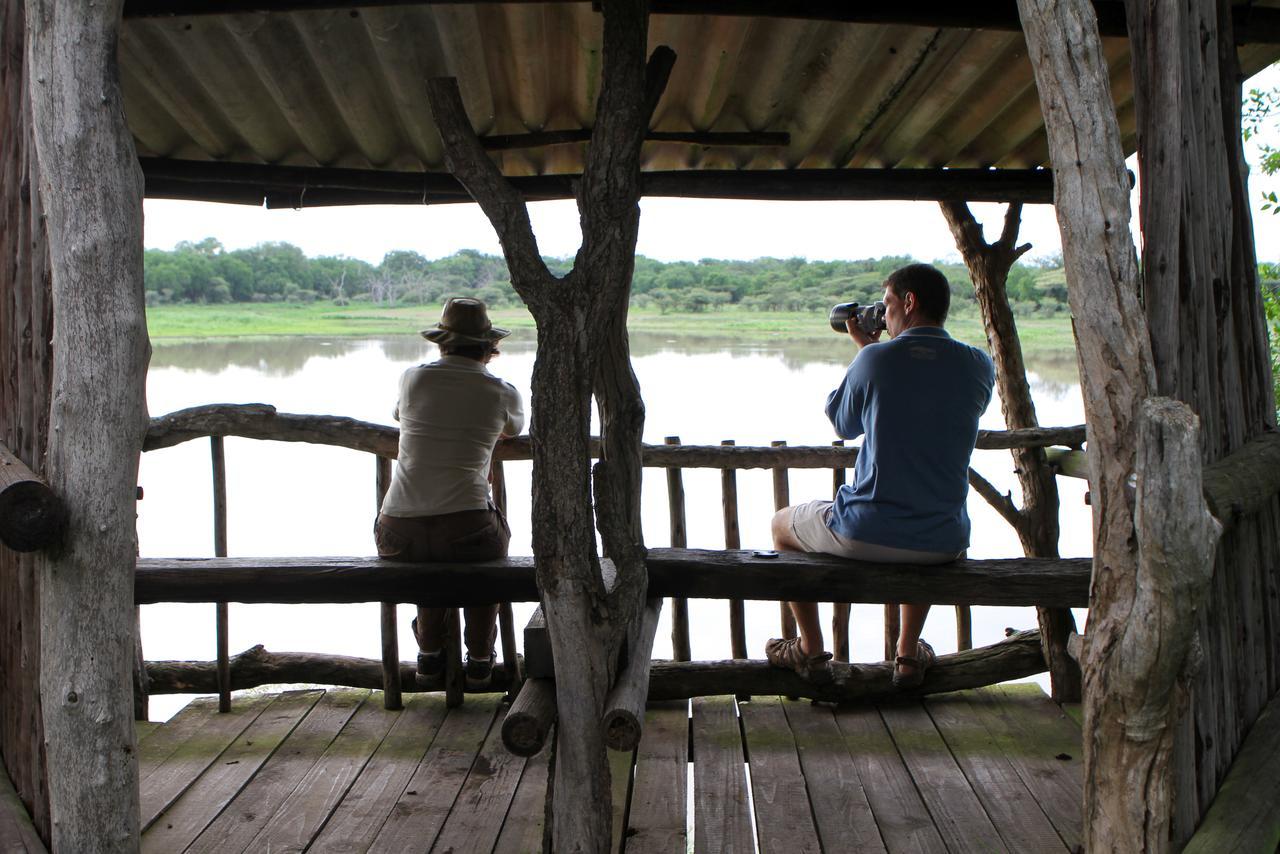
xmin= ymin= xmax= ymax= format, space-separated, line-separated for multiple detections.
xmin=765 ymin=263 xmax=995 ymax=687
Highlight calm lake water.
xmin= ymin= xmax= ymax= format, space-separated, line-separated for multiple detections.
xmin=138 ymin=331 xmax=1092 ymax=720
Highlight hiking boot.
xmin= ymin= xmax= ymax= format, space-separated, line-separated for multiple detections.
xmin=464 ymin=651 xmax=494 ymax=684
xmin=415 ymin=649 xmax=445 ymax=688
xmin=765 ymin=636 xmax=833 ymax=684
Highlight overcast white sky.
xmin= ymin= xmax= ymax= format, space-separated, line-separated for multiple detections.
xmin=143 ymin=67 xmax=1280 ymax=267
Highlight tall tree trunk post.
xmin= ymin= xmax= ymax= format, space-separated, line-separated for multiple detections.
xmin=428 ymin=2 xmax=655 ymax=849
xmin=939 ymin=201 xmax=1080 ymax=700
xmin=27 ymin=0 xmax=149 ymax=849
xmin=1017 ymin=0 xmax=1228 ymax=849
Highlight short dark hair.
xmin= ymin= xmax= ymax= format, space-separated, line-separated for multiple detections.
xmin=439 ymin=341 xmax=497 ymax=360
xmin=885 ymin=263 xmax=950 ymax=324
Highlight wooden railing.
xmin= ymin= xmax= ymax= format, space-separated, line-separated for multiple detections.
xmin=141 ymin=403 xmax=1092 ymax=711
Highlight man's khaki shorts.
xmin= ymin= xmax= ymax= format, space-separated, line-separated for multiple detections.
xmin=374 ymin=506 xmax=510 ymax=562
xmin=788 ymin=499 xmax=959 ymax=564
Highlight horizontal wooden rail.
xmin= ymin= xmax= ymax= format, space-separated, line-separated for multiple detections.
xmin=142 ymin=630 xmax=1046 ymax=704
xmin=0 ymin=441 xmax=68 ymax=552
xmin=145 ymin=403 xmax=1086 ymax=465
xmin=136 ymin=549 xmax=1090 ymax=607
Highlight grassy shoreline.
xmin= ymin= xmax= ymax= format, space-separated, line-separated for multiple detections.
xmin=147 ymin=302 xmax=1077 ymax=351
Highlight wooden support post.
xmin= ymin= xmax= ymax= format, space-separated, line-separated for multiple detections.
xmin=211 ymin=436 xmax=231 ymax=713
xmin=955 ymin=606 xmax=973 ymax=651
xmin=830 ymin=440 xmax=851 ymax=662
xmin=665 ymin=436 xmax=691 ymax=661
xmin=503 ymin=677 xmax=557 ymax=757
xmin=444 ymin=607 xmax=464 ymax=708
xmin=771 ymin=440 xmax=797 ymax=640
xmin=492 ymin=460 xmax=519 ymax=690
xmin=721 ymin=441 xmax=746 ymax=661
xmin=602 ymin=599 xmax=663 ymax=751
xmin=884 ymin=607 xmax=901 ymax=663
xmin=0 ymin=440 xmax=67 ymax=551
xmin=375 ymin=455 xmax=402 ymax=710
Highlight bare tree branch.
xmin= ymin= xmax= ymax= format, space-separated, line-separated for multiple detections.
xmin=969 ymin=466 xmax=1025 ymax=530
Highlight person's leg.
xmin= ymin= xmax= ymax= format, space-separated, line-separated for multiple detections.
xmin=463 ymin=605 xmax=499 ymax=660
xmin=416 ymin=605 xmax=448 ymax=652
xmin=895 ymin=603 xmax=931 ymax=676
xmin=772 ymin=506 xmax=825 ymax=656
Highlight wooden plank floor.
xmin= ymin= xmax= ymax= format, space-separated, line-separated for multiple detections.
xmin=139 ymin=683 xmax=1082 ymax=853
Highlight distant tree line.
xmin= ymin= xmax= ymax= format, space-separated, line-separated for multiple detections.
xmin=157 ymin=237 xmax=1264 ymax=322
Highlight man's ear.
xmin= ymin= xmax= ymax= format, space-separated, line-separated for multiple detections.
xmin=902 ymin=291 xmax=916 ymax=314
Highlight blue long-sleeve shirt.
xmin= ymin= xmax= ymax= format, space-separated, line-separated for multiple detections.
xmin=825 ymin=327 xmax=995 ymax=554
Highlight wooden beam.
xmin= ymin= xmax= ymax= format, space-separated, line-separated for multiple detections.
xmin=144 ymin=402 xmax=1086 ymax=461
xmin=134 ymin=549 xmax=1091 ymax=607
xmin=602 ymin=599 xmax=663 ymax=751
xmin=502 ymin=677 xmax=557 ymax=757
xmin=117 ymin=0 xmax=1280 ymax=44
xmin=139 ymin=157 xmax=1057 ymax=206
xmin=0 ymin=441 xmax=67 ymax=552
xmin=142 ymin=629 xmax=1047 ymax=705
xmin=143 ymin=643 xmax=516 ymax=695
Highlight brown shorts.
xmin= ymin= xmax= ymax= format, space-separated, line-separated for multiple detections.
xmin=374 ymin=507 xmax=511 ymax=562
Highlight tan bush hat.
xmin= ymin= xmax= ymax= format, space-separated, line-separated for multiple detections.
xmin=421 ymin=297 xmax=510 ymax=345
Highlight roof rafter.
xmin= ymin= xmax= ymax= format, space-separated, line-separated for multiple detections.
xmin=140 ymin=156 xmax=1055 ymax=207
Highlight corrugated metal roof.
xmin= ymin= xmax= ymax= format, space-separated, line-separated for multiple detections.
xmin=119 ymin=4 xmax=1280 ymax=194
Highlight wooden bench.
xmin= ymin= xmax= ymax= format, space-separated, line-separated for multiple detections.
xmin=136 ymin=548 xmax=1091 ymax=607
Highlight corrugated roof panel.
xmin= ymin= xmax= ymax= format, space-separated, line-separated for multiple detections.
xmin=118 ymin=3 xmax=1280 ymax=192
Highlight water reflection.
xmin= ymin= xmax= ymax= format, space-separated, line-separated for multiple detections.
xmin=151 ymin=331 xmax=1080 ymax=385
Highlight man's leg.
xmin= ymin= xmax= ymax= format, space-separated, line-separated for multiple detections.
xmin=895 ymin=603 xmax=931 ymax=676
xmin=772 ymin=506 xmax=825 ymax=657
xmin=462 ymin=605 xmax=499 ymax=660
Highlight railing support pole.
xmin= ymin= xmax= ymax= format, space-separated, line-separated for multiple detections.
xmin=721 ymin=440 xmax=746 ymax=661
xmin=665 ymin=436 xmax=691 ymax=661
xmin=211 ymin=436 xmax=231 ymax=713
xmin=830 ymin=440 xmax=851 ymax=662
xmin=492 ymin=460 xmax=519 ymax=691
xmin=771 ymin=440 xmax=797 ymax=641
xmin=375 ymin=455 xmax=402 ymax=710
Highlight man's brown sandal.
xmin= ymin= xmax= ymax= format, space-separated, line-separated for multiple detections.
xmin=765 ymin=636 xmax=834 ymax=683
xmin=892 ymin=639 xmax=936 ymax=689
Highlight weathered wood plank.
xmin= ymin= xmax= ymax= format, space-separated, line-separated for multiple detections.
xmin=624 ymin=701 xmax=688 ymax=853
xmin=975 ymin=684 xmax=1084 ymax=850
xmin=135 ymin=551 xmax=1091 ymax=608
xmin=878 ymin=702 xmax=1004 ymax=853
xmin=779 ymin=699 xmax=885 ymax=852
xmin=134 ymin=721 xmax=161 ymax=743
xmin=0 ymin=758 xmax=46 ymax=854
xmin=138 ymin=695 xmax=268 ymax=778
xmin=184 ymin=689 xmax=368 ymax=854
xmin=924 ymin=692 xmax=1068 ymax=852
xmin=243 ymin=692 xmax=398 ymax=852
xmin=430 ymin=704 xmax=530 ymax=853
xmin=139 ymin=691 xmax=277 ymax=829
xmin=140 ymin=690 xmax=323 ymax=854
xmin=832 ymin=704 xmax=946 ymax=853
xmin=691 ymin=696 xmax=753 ymax=853
xmin=366 ymin=695 xmax=501 ymax=852
xmin=308 ymin=692 xmax=449 ymax=853
xmin=491 ymin=735 xmax=553 ymax=854
xmin=1182 ymin=691 xmax=1280 ymax=853
xmin=739 ymin=696 xmax=820 ymax=854
xmin=609 ymin=735 xmax=635 ymax=854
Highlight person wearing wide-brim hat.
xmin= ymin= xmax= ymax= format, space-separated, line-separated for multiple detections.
xmin=375 ymin=297 xmax=524 ymax=688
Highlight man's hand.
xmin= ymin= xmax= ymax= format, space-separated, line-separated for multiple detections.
xmin=845 ymin=318 xmax=882 ymax=349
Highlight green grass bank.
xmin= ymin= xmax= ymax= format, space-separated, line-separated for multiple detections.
xmin=147 ymin=302 xmax=1077 ymax=351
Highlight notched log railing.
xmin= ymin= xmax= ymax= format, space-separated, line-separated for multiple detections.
xmin=144 ymin=403 xmax=1086 ymax=463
